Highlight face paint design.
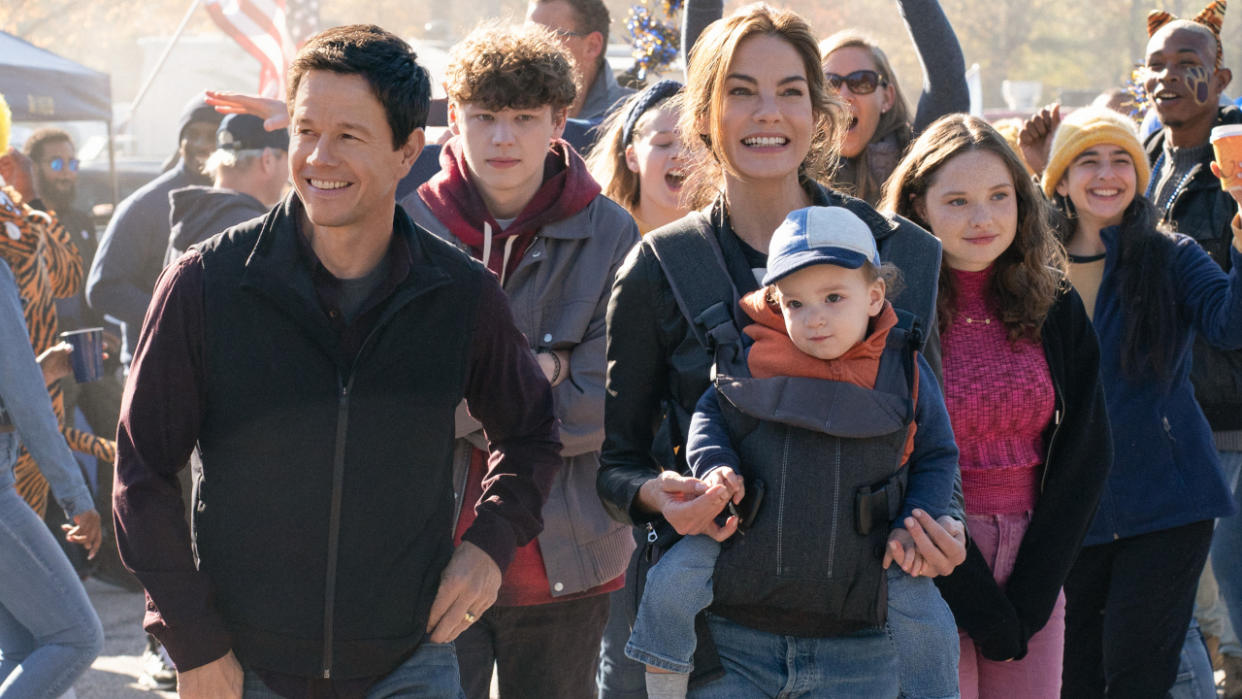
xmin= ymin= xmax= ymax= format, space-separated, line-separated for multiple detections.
xmin=1186 ymin=65 xmax=1213 ymax=104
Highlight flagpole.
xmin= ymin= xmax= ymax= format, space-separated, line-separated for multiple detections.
xmin=128 ymin=0 xmax=204 ymax=117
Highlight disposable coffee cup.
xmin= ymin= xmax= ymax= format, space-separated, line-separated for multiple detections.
xmin=1210 ymin=124 xmax=1242 ymax=193
xmin=59 ymin=327 xmax=104 ymax=383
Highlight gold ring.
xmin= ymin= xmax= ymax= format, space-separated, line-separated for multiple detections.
xmin=464 ymin=611 xmax=477 ymax=623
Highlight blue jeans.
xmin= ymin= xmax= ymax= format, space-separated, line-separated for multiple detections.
xmin=625 ymin=534 xmax=718 ymax=673
xmin=0 ymin=483 xmax=103 ymax=698
xmin=241 ymin=637 xmax=466 ymax=698
xmin=598 ymin=532 xmax=647 ymax=699
xmin=1167 ymin=621 xmax=1216 ymax=699
xmin=886 ymin=566 xmax=960 ymax=699
xmin=691 ymin=613 xmax=897 ymax=697
xmin=627 ymin=534 xmax=952 ymax=696
xmin=1210 ymin=451 xmax=1242 ymax=653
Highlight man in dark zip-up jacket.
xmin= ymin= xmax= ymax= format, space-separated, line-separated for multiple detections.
xmin=113 ymin=26 xmax=562 ymax=699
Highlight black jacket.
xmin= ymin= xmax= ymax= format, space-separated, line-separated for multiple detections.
xmin=188 ymin=197 xmax=559 ymax=679
xmin=934 ymin=286 xmax=1112 ymax=661
xmin=1145 ymin=106 xmax=1242 ymax=431
xmin=598 ymin=183 xmax=959 ymax=526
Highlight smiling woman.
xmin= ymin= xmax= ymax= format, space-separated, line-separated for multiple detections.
xmin=599 ymin=4 xmax=966 ymax=697
xmin=881 ymin=114 xmax=1110 ymax=699
xmin=1040 ymin=105 xmax=1242 ymax=697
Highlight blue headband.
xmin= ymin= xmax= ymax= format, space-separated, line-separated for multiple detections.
xmin=621 ymin=79 xmax=683 ymax=146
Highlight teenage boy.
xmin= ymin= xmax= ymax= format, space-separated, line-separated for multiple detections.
xmin=399 ymin=22 xmax=640 ymax=699
xmin=114 ymin=25 xmax=561 ymax=699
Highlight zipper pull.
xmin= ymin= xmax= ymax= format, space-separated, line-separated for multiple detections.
xmin=646 ymin=522 xmax=658 ymax=544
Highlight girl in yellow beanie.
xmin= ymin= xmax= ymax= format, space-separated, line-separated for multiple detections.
xmin=1043 ymin=104 xmax=1242 ymax=696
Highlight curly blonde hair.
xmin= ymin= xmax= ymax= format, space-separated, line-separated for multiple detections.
xmin=444 ymin=22 xmax=578 ymax=112
xmin=678 ymin=3 xmax=848 ymax=208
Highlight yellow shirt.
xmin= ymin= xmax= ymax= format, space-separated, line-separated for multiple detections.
xmin=1068 ymin=253 xmax=1106 ymax=321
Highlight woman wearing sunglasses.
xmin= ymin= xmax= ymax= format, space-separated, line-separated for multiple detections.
xmin=819 ymin=0 xmax=968 ymax=205
xmin=682 ymin=0 xmax=968 ymax=206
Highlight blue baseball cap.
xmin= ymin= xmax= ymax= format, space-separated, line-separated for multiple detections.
xmin=762 ymin=206 xmax=881 ymax=286
xmin=216 ymin=114 xmax=289 ymax=152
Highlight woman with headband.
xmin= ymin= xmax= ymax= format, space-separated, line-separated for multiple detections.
xmin=589 ymin=80 xmax=691 ymax=234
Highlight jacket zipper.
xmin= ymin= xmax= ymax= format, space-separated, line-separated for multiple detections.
xmin=322 ymin=380 xmax=351 ymax=679
xmin=321 ymin=325 xmax=385 ymax=680
xmin=1040 ymin=376 xmax=1065 ymax=494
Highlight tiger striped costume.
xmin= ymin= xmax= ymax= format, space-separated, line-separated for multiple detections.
xmin=0 ymin=185 xmax=116 ymax=519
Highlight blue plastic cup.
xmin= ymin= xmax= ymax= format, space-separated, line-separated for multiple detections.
xmin=59 ymin=327 xmax=104 ymax=383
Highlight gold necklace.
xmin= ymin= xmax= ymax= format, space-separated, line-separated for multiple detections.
xmin=962 ymin=315 xmax=992 ymax=325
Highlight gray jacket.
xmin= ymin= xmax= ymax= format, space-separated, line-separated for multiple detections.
xmin=579 ymin=63 xmax=635 ymax=123
xmin=400 ymin=191 xmax=639 ymax=598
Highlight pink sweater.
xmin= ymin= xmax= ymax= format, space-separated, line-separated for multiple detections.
xmin=942 ymin=267 xmax=1055 ymax=515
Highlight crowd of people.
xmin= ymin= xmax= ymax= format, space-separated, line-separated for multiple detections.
xmin=2 ymin=0 xmax=1242 ymax=698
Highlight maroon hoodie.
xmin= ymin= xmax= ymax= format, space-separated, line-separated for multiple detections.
xmin=416 ymin=137 xmax=601 ymax=280
xmin=419 ymin=135 xmax=615 ymax=606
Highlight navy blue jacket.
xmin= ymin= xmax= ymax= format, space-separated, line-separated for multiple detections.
xmin=87 ymin=162 xmax=208 ymax=364
xmin=1084 ymin=226 xmax=1242 ymax=545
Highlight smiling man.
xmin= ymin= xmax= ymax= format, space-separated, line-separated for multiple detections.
xmin=399 ymin=22 xmax=639 ymax=699
xmin=1143 ymin=4 xmax=1242 ymax=696
xmin=113 ymin=25 xmax=562 ymax=699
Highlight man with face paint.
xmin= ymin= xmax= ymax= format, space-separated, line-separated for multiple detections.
xmin=1143 ymin=3 xmax=1242 ymax=697
xmin=87 ymin=95 xmax=221 ymax=370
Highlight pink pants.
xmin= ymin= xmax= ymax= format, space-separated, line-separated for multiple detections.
xmin=958 ymin=511 xmax=1066 ymax=699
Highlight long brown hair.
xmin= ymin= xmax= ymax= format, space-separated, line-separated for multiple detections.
xmin=879 ymin=114 xmax=1067 ymax=342
xmin=678 ymin=3 xmax=848 ymax=208
xmin=819 ymin=32 xmax=913 ymax=204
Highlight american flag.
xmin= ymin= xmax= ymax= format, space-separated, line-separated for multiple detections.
xmin=205 ymin=0 xmax=321 ymax=98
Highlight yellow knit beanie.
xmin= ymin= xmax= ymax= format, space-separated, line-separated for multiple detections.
xmin=1041 ymin=107 xmax=1151 ymax=199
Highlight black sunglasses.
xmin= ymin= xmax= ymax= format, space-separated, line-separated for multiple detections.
xmin=824 ymin=70 xmax=887 ymax=95
xmin=47 ymin=157 xmax=80 ymax=173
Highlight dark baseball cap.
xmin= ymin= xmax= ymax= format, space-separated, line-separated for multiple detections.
xmin=216 ymin=114 xmax=289 ymax=152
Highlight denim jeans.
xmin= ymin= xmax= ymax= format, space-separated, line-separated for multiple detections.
xmin=454 ymin=594 xmax=610 ymax=699
xmin=627 ymin=533 xmax=953 ymax=697
xmin=887 ymin=566 xmax=960 ymax=699
xmin=690 ymin=613 xmax=897 ymax=697
xmin=1210 ymin=451 xmax=1242 ymax=655
xmin=625 ymin=534 xmax=718 ymax=674
xmin=241 ymin=638 xmax=466 ymax=698
xmin=597 ymin=532 xmax=647 ymax=699
xmin=1167 ymin=621 xmax=1216 ymax=699
xmin=0 ymin=483 xmax=103 ymax=698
